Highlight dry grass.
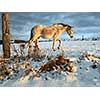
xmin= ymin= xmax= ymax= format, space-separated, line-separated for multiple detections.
xmin=0 ymin=44 xmax=77 ymax=83
xmin=39 ymin=54 xmax=77 ymax=73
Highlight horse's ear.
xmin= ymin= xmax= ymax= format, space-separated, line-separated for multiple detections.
xmin=65 ymin=26 xmax=68 ymax=29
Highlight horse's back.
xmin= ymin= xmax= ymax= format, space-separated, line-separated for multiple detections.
xmin=33 ymin=25 xmax=46 ymax=34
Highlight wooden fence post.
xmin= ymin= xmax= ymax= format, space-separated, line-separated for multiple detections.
xmin=2 ymin=12 xmax=10 ymax=58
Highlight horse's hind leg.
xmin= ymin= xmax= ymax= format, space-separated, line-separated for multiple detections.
xmin=27 ymin=39 xmax=33 ymax=55
xmin=27 ymin=39 xmax=33 ymax=51
xmin=28 ymin=39 xmax=33 ymax=46
xmin=34 ymin=39 xmax=39 ymax=49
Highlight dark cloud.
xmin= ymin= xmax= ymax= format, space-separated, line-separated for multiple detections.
xmin=0 ymin=12 xmax=100 ymax=39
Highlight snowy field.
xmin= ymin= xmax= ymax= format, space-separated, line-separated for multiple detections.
xmin=0 ymin=40 xmax=100 ymax=87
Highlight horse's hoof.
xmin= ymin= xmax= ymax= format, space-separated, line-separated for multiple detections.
xmin=34 ymin=46 xmax=40 ymax=50
xmin=53 ymin=49 xmax=56 ymax=51
xmin=58 ymin=47 xmax=60 ymax=49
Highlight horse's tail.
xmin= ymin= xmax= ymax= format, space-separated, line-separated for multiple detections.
xmin=25 ymin=27 xmax=35 ymax=48
xmin=26 ymin=27 xmax=34 ymax=43
xmin=29 ymin=25 xmax=40 ymax=42
xmin=30 ymin=27 xmax=34 ymax=41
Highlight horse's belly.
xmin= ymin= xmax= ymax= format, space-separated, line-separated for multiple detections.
xmin=41 ymin=33 xmax=54 ymax=39
xmin=41 ymin=35 xmax=52 ymax=39
xmin=41 ymin=28 xmax=56 ymax=39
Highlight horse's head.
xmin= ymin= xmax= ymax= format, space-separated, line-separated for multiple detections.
xmin=66 ymin=26 xmax=74 ymax=38
xmin=53 ymin=23 xmax=74 ymax=38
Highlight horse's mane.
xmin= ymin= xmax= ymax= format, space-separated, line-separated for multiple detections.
xmin=53 ymin=23 xmax=71 ymax=28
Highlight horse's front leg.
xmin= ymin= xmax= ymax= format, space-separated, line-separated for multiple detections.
xmin=57 ymin=39 xmax=62 ymax=49
xmin=52 ymin=39 xmax=56 ymax=51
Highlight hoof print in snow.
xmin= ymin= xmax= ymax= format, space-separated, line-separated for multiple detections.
xmin=91 ymin=62 xmax=99 ymax=69
xmin=91 ymin=64 xmax=98 ymax=69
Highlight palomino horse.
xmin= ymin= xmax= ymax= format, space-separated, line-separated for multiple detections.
xmin=28 ymin=23 xmax=74 ymax=50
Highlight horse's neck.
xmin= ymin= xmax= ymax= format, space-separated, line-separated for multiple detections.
xmin=55 ymin=25 xmax=67 ymax=33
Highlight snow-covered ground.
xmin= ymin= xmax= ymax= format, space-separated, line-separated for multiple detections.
xmin=0 ymin=40 xmax=100 ymax=87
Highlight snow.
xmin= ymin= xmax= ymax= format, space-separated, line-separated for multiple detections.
xmin=0 ymin=40 xmax=100 ymax=87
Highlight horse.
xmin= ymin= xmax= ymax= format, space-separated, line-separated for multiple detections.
xmin=28 ymin=23 xmax=74 ymax=51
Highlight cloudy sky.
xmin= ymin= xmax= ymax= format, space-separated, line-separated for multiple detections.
xmin=0 ymin=12 xmax=100 ymax=40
